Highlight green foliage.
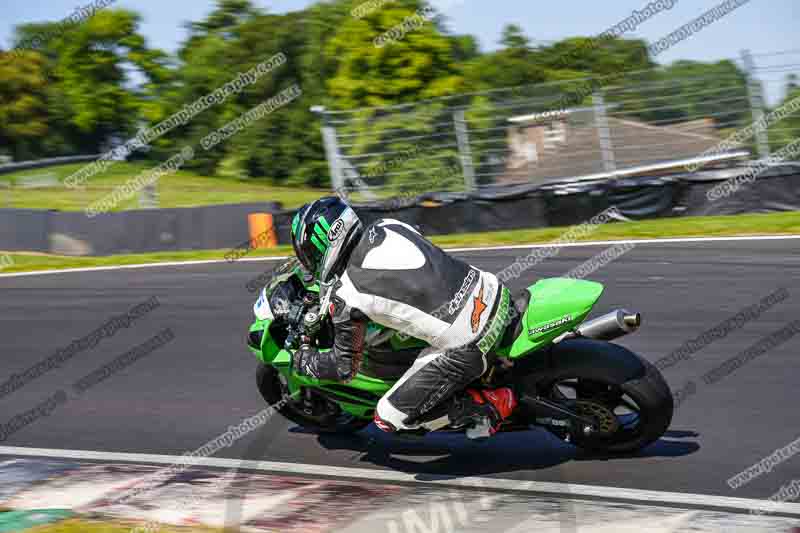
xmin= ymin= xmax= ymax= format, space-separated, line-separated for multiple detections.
xmin=0 ymin=0 xmax=760 ymax=189
xmin=325 ymin=1 xmax=464 ymax=108
xmin=4 ymin=8 xmax=171 ymax=160
xmin=768 ymin=82 xmax=800 ymax=154
xmin=0 ymin=50 xmax=50 ymax=160
xmin=604 ymin=59 xmax=749 ymax=134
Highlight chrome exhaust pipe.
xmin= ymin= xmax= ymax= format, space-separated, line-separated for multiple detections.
xmin=575 ymin=309 xmax=641 ymax=341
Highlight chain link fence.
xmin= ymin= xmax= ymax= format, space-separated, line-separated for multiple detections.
xmin=318 ymin=53 xmax=799 ymax=201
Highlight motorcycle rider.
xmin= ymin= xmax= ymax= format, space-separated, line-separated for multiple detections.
xmin=289 ymin=197 xmax=518 ymax=439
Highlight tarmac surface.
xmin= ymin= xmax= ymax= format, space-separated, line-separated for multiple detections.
xmin=1 ymin=238 xmax=799 ymax=507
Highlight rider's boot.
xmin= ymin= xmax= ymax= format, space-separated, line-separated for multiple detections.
xmin=450 ymin=387 xmax=517 ymax=440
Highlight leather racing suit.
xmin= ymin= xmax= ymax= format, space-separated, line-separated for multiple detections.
xmin=294 ymin=218 xmax=514 ymax=433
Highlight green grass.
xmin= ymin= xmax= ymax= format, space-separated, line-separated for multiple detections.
xmin=0 ymin=246 xmax=293 ymax=273
xmin=28 ymin=518 xmax=222 ymax=532
xmin=429 ymin=211 xmax=800 ymax=247
xmin=0 ymin=162 xmax=325 ymax=211
xmin=2 ymin=211 xmax=798 ymax=274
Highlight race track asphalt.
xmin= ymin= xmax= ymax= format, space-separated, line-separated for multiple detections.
xmin=1 ymin=239 xmax=799 ymax=502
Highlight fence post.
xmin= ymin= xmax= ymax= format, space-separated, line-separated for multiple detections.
xmin=453 ymin=109 xmax=477 ymax=192
xmin=315 ymin=106 xmax=346 ymax=194
xmin=139 ymin=182 xmax=158 ymax=209
xmin=741 ymin=49 xmax=771 ymax=160
xmin=593 ymin=91 xmax=616 ymax=173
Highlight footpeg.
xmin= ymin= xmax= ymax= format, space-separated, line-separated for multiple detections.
xmin=466 ymin=418 xmax=494 ymax=440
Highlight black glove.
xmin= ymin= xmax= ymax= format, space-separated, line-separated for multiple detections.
xmin=292 ymin=345 xmax=339 ymax=380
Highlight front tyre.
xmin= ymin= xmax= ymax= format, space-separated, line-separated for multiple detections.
xmin=256 ymin=363 xmax=370 ymax=434
xmin=537 ymin=343 xmax=673 ymax=453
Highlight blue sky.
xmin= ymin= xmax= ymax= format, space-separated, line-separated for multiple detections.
xmin=3 ymin=0 xmax=798 ymax=103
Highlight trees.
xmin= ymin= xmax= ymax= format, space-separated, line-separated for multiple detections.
xmin=767 ymin=78 xmax=800 ymax=154
xmin=2 ymin=8 xmax=169 ymax=161
xmin=324 ymin=0 xmax=464 ymax=108
xmin=600 ymin=59 xmax=749 ymax=134
xmin=0 ymin=0 xmax=765 ymax=185
xmin=0 ymin=51 xmax=49 ymax=161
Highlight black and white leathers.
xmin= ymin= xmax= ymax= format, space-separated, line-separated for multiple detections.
xmin=333 ymin=219 xmax=501 ymax=350
xmin=328 ymin=218 xmax=503 ymax=431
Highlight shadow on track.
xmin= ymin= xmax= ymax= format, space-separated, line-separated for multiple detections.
xmin=301 ymin=425 xmax=700 ymax=479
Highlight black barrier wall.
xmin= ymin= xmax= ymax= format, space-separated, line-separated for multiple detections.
xmin=1 ymin=203 xmax=281 ymax=255
xmin=1 ymin=167 xmax=798 ymax=256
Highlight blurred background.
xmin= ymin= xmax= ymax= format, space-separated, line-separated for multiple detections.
xmin=0 ymin=0 xmax=798 ymax=258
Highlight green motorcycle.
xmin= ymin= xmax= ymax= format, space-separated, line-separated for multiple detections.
xmin=247 ymin=259 xmax=673 ymax=453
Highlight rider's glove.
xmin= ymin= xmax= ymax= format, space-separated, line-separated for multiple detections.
xmin=292 ymin=345 xmax=339 ymax=380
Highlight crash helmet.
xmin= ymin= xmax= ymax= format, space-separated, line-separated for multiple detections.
xmin=290 ymin=196 xmax=363 ymax=283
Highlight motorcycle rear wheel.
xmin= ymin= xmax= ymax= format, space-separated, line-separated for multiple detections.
xmin=536 ymin=345 xmax=673 ymax=453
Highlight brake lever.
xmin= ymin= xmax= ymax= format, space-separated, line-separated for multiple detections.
xmin=317 ymin=276 xmax=338 ymax=322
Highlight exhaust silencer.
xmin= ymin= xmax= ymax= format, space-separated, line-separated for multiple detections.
xmin=575 ymin=309 xmax=641 ymax=341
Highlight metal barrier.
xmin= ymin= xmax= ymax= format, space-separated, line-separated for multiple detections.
xmin=0 ymin=155 xmax=101 ymax=176
xmin=317 ymin=53 xmax=799 ymax=200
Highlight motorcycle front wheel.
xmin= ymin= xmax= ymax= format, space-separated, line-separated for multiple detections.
xmin=256 ymin=363 xmax=371 ymax=434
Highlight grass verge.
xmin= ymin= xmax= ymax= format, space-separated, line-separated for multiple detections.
xmin=28 ymin=518 xmax=221 ymax=532
xmin=0 ymin=162 xmax=325 ymax=211
xmin=1 ymin=211 xmax=798 ymax=274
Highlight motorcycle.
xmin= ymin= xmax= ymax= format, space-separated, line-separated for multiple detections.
xmin=247 ymin=259 xmax=673 ymax=453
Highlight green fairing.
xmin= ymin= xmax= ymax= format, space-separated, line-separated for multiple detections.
xmin=497 ymin=278 xmax=604 ymax=359
xmin=250 ymin=271 xmax=604 ymax=419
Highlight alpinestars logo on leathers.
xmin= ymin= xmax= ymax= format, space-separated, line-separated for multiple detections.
xmin=448 ymin=269 xmax=477 ymax=315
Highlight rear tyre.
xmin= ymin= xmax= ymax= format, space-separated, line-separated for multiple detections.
xmin=537 ymin=345 xmax=673 ymax=453
xmin=256 ymin=363 xmax=371 ymax=434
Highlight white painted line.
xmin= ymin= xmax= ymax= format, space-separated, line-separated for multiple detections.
xmin=1 ymin=234 xmax=798 ymax=279
xmin=443 ymin=234 xmax=800 ymax=254
xmin=0 ymin=255 xmax=290 ymax=279
xmin=1 ymin=446 xmax=798 ymax=517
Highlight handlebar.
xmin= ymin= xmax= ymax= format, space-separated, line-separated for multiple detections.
xmin=282 ymin=291 xmax=322 ymax=350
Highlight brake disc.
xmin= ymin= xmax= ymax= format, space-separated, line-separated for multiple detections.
xmin=572 ymin=400 xmax=620 ymax=435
